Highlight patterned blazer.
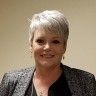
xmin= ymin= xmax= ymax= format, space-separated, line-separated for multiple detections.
xmin=0 ymin=64 xmax=96 ymax=96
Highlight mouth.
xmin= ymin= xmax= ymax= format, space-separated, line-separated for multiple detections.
xmin=40 ymin=54 xmax=55 ymax=58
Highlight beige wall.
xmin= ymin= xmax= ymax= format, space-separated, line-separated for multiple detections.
xmin=0 ymin=0 xmax=96 ymax=81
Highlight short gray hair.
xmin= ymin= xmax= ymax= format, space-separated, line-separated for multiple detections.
xmin=29 ymin=10 xmax=69 ymax=44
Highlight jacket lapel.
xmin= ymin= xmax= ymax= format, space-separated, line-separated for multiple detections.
xmin=63 ymin=65 xmax=83 ymax=96
xmin=12 ymin=67 xmax=35 ymax=96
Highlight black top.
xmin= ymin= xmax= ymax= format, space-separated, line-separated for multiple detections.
xmin=25 ymin=69 xmax=72 ymax=96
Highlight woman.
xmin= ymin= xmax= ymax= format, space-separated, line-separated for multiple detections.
xmin=0 ymin=10 xmax=96 ymax=96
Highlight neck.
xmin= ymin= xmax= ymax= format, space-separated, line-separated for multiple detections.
xmin=34 ymin=64 xmax=62 ymax=82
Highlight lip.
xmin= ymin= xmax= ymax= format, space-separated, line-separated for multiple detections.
xmin=40 ymin=54 xmax=55 ymax=58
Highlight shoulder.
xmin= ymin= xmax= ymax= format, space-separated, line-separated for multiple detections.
xmin=62 ymin=64 xmax=96 ymax=90
xmin=61 ymin=64 xmax=96 ymax=95
xmin=1 ymin=67 xmax=34 ymax=83
xmin=62 ymin=64 xmax=96 ymax=81
xmin=0 ymin=67 xmax=35 ymax=95
xmin=6 ymin=67 xmax=34 ymax=75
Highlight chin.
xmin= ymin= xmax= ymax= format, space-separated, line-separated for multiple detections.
xmin=41 ymin=61 xmax=51 ymax=66
xmin=39 ymin=61 xmax=58 ymax=68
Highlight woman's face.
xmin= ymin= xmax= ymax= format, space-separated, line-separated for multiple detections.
xmin=31 ymin=28 xmax=66 ymax=68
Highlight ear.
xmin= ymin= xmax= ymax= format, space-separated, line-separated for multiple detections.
xmin=63 ymin=42 xmax=67 ymax=54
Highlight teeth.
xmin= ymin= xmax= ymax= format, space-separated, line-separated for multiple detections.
xmin=41 ymin=54 xmax=54 ymax=58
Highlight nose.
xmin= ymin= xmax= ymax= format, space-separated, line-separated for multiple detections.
xmin=44 ymin=42 xmax=51 ymax=50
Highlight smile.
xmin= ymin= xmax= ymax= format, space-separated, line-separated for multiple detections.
xmin=40 ymin=54 xmax=55 ymax=58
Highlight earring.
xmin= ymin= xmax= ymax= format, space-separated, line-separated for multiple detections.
xmin=63 ymin=55 xmax=65 ymax=60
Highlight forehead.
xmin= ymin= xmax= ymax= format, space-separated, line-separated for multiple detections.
xmin=34 ymin=28 xmax=63 ymax=39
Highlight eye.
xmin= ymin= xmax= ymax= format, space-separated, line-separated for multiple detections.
xmin=52 ymin=40 xmax=60 ymax=44
xmin=36 ymin=39 xmax=44 ymax=44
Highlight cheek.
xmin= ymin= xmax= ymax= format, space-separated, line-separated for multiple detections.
xmin=56 ymin=46 xmax=66 ymax=55
xmin=61 ymin=44 xmax=66 ymax=54
xmin=32 ymin=45 xmax=43 ymax=55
